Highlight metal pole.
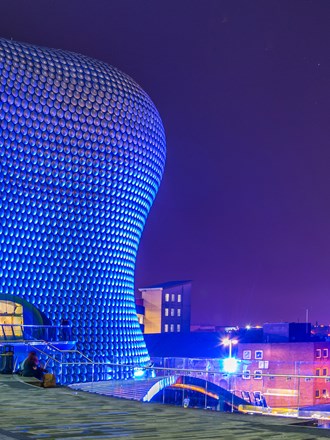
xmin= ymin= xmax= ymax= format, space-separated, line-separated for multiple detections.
xmin=231 ymin=375 xmax=234 ymax=412
xmin=297 ymin=361 xmax=300 ymax=416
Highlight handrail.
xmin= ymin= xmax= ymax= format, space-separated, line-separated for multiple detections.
xmin=0 ymin=324 xmax=67 ymax=328
xmin=39 ymin=341 xmax=94 ymax=364
xmin=0 ymin=323 xmax=73 ymax=343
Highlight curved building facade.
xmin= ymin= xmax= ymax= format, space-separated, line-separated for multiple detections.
xmin=0 ymin=39 xmax=166 ymax=382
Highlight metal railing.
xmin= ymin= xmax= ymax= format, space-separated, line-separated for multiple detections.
xmin=0 ymin=324 xmax=73 ymax=342
xmin=2 ymin=341 xmax=330 ymax=425
xmin=67 ymin=357 xmax=330 ymax=425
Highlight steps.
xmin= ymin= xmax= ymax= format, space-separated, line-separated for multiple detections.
xmin=70 ymin=378 xmax=164 ymax=401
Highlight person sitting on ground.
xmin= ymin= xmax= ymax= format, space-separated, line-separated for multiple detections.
xmin=21 ymin=351 xmax=46 ymax=381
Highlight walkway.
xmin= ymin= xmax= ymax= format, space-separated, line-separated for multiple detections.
xmin=1 ymin=374 xmax=330 ymax=439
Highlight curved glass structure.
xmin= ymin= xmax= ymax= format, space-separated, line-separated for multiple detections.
xmin=0 ymin=39 xmax=166 ymax=382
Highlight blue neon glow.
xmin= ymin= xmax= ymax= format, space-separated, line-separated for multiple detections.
xmin=0 ymin=38 xmax=166 ymax=383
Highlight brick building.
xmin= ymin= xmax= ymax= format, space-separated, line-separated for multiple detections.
xmin=137 ymin=281 xmax=191 ymax=334
xmin=235 ymin=341 xmax=330 ymax=408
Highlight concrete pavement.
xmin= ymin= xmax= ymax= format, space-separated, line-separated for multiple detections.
xmin=0 ymin=374 xmax=330 ymax=439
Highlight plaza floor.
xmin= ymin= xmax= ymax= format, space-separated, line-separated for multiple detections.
xmin=1 ymin=374 xmax=330 ymax=440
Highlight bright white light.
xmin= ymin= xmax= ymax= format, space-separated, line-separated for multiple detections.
xmin=221 ymin=337 xmax=238 ymax=346
xmin=223 ymin=357 xmax=238 ymax=374
xmin=133 ymin=368 xmax=145 ymax=378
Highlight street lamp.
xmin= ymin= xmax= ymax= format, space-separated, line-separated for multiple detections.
xmin=221 ymin=337 xmax=239 ymax=412
xmin=222 ymin=337 xmax=238 ymax=358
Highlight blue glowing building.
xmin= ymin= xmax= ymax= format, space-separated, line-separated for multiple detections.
xmin=0 ymin=39 xmax=166 ymax=382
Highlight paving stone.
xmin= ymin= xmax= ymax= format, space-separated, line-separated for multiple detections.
xmin=1 ymin=375 xmax=330 ymax=439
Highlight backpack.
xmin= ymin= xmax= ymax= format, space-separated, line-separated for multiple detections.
xmin=43 ymin=373 xmax=56 ymax=388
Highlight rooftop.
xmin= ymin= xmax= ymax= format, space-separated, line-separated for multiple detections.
xmin=139 ymin=280 xmax=192 ymax=290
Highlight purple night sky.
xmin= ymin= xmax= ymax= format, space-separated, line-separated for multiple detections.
xmin=2 ymin=1 xmax=330 ymax=326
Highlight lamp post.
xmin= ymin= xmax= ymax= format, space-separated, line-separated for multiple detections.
xmin=222 ymin=337 xmax=238 ymax=358
xmin=221 ymin=337 xmax=239 ymax=413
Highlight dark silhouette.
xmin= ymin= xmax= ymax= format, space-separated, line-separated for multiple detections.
xmin=21 ymin=351 xmax=46 ymax=380
xmin=61 ymin=318 xmax=72 ymax=341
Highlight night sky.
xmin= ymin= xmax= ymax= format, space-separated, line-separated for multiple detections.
xmin=2 ymin=1 xmax=330 ymax=327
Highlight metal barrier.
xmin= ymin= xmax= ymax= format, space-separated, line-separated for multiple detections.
xmin=2 ymin=343 xmax=330 ymax=423
xmin=0 ymin=324 xmax=73 ymax=342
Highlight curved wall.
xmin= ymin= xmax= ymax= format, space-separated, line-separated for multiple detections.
xmin=0 ymin=39 xmax=166 ymax=382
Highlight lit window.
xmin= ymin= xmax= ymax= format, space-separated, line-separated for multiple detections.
xmin=178 ymin=294 xmax=182 ymax=303
xmin=170 ymin=308 xmax=175 ymax=317
xmin=323 ymin=368 xmax=328 ymax=376
xmin=171 ymin=293 xmax=175 ymax=302
xmin=177 ymin=324 xmax=181 ymax=332
xmin=315 ymin=389 xmax=320 ymax=398
xmin=170 ymin=324 xmax=174 ymax=332
xmin=324 ymin=349 xmax=329 ymax=358
xmin=242 ymin=370 xmax=250 ymax=380
xmin=316 ymin=368 xmax=320 ymax=376
xmin=177 ymin=308 xmax=181 ymax=317
xmin=164 ymin=308 xmax=169 ymax=317
xmin=316 ymin=349 xmax=322 ymax=358
xmin=165 ymin=293 xmax=170 ymax=302
xmin=164 ymin=324 xmax=169 ymax=332
xmin=254 ymin=370 xmax=262 ymax=380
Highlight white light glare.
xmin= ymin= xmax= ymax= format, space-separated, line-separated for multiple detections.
xmin=223 ymin=357 xmax=238 ymax=374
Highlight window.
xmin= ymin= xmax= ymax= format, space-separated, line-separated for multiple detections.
xmin=243 ymin=350 xmax=251 ymax=360
xmin=255 ymin=350 xmax=263 ymax=360
xmin=316 ymin=349 xmax=322 ymax=358
xmin=242 ymin=370 xmax=250 ymax=380
xmin=0 ymin=300 xmax=23 ymax=338
xmin=177 ymin=308 xmax=181 ymax=317
xmin=178 ymin=294 xmax=182 ymax=303
xmin=324 ymin=349 xmax=329 ymax=358
xmin=165 ymin=293 xmax=170 ymax=302
xmin=315 ymin=389 xmax=320 ymax=398
xmin=323 ymin=389 xmax=328 ymax=398
xmin=170 ymin=324 xmax=174 ymax=332
xmin=177 ymin=324 xmax=181 ymax=332
xmin=164 ymin=324 xmax=169 ymax=332
xmin=323 ymin=368 xmax=328 ymax=376
xmin=164 ymin=308 xmax=169 ymax=317
xmin=316 ymin=368 xmax=320 ymax=376
xmin=170 ymin=308 xmax=175 ymax=317
xmin=171 ymin=293 xmax=175 ymax=302
xmin=254 ymin=370 xmax=262 ymax=380
xmin=241 ymin=391 xmax=250 ymax=400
